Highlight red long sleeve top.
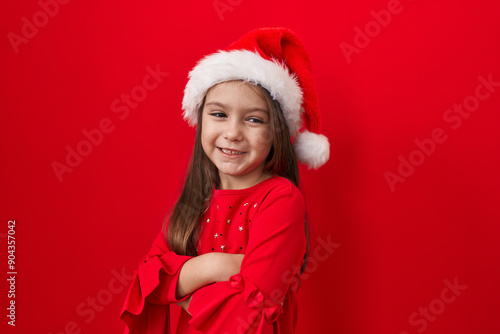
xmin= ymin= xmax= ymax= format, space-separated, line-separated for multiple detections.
xmin=120 ymin=175 xmax=307 ymax=333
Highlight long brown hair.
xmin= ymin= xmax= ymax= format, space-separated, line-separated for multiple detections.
xmin=164 ymin=82 xmax=309 ymax=271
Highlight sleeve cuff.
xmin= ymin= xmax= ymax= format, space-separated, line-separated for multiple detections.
xmin=120 ymin=252 xmax=192 ymax=331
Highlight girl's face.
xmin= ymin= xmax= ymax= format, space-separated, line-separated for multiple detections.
xmin=201 ymin=81 xmax=273 ymax=189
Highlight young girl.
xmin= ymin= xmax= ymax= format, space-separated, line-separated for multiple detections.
xmin=120 ymin=27 xmax=330 ymax=334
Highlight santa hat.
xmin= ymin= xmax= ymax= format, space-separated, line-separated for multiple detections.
xmin=182 ymin=27 xmax=330 ymax=169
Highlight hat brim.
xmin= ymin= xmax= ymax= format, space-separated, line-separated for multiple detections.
xmin=182 ymin=50 xmax=303 ymax=136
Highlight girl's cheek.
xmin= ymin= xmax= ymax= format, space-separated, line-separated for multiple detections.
xmin=258 ymin=127 xmax=273 ymax=145
xmin=201 ymin=121 xmax=214 ymax=140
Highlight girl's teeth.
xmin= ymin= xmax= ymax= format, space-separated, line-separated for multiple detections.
xmin=221 ymin=148 xmax=244 ymax=155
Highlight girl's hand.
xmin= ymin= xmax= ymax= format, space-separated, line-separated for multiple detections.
xmin=176 ymin=294 xmax=193 ymax=315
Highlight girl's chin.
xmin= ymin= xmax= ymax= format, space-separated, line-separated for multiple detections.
xmin=217 ymin=169 xmax=246 ymax=177
xmin=217 ymin=165 xmax=265 ymax=179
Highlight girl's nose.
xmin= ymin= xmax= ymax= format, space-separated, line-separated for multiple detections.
xmin=223 ymin=120 xmax=244 ymax=141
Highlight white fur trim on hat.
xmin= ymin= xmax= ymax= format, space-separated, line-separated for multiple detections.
xmin=182 ymin=50 xmax=304 ymax=136
xmin=294 ymin=130 xmax=330 ymax=169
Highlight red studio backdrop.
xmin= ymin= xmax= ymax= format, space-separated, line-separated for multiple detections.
xmin=1 ymin=0 xmax=499 ymax=333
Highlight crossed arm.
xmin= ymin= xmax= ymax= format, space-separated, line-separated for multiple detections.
xmin=175 ymin=253 xmax=245 ymax=314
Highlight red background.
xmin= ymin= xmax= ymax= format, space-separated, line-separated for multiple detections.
xmin=1 ymin=0 xmax=499 ymax=333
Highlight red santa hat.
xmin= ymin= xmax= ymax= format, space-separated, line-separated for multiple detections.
xmin=182 ymin=27 xmax=330 ymax=169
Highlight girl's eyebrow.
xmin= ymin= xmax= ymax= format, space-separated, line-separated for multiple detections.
xmin=205 ymin=101 xmax=225 ymax=108
xmin=205 ymin=101 xmax=268 ymax=114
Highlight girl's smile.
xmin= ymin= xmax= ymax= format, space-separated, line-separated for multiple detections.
xmin=218 ymin=147 xmax=246 ymax=156
xmin=201 ymin=81 xmax=273 ymax=190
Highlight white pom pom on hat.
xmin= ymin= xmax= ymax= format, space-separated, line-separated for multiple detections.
xmin=182 ymin=27 xmax=330 ymax=169
xmin=293 ymin=130 xmax=330 ymax=170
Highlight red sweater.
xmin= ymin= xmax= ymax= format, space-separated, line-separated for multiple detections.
xmin=120 ymin=175 xmax=307 ymax=333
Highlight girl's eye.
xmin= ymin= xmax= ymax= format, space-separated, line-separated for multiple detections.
xmin=210 ymin=112 xmax=226 ymax=118
xmin=248 ymin=117 xmax=264 ymax=124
